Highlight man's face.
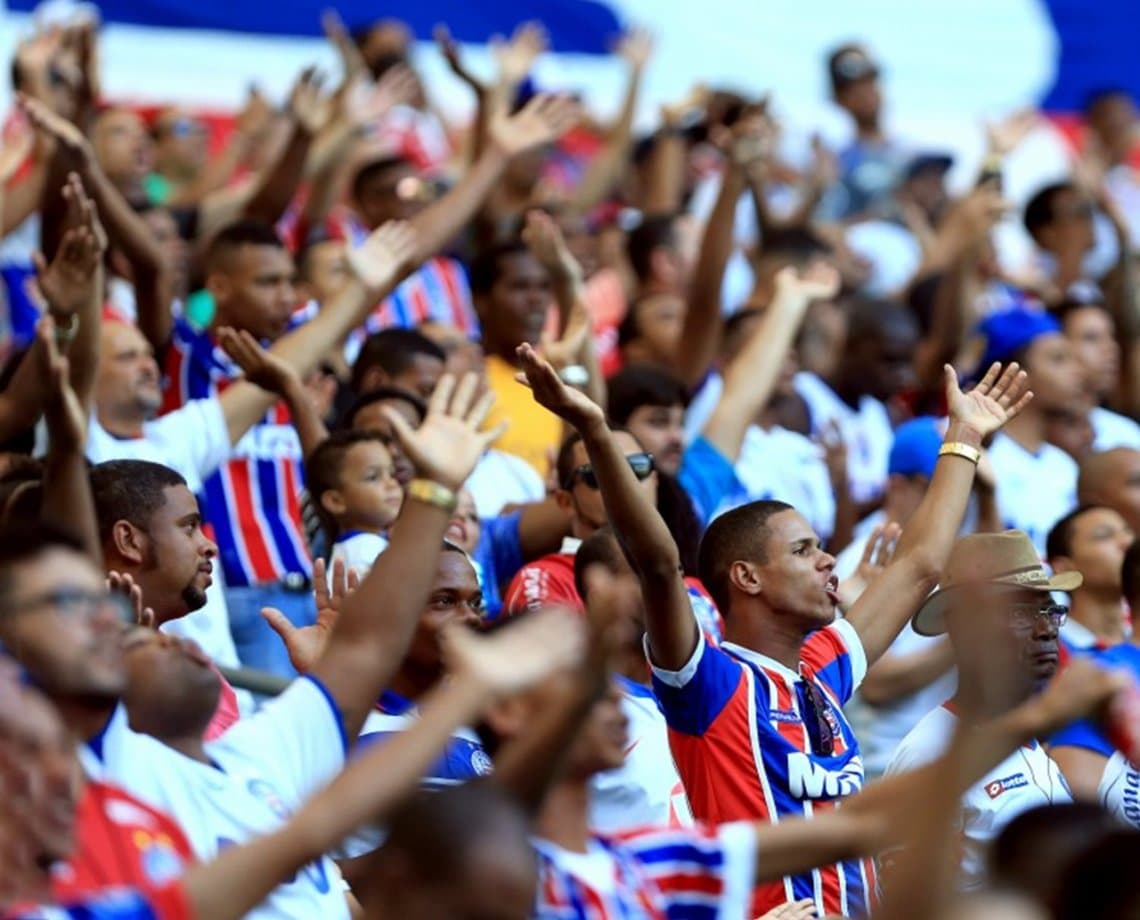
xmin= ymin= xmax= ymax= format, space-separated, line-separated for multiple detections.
xmin=626 ymin=404 xmax=685 ymax=477
xmin=1044 ymin=407 xmax=1095 ymax=461
xmin=0 ymin=548 xmax=127 ymax=706
xmin=141 ymin=208 xmax=190 ymax=300
xmin=0 ymin=677 xmax=78 ymax=866
xmin=797 ymin=300 xmax=847 ymax=381
xmin=153 ymin=108 xmax=209 ymax=175
xmin=405 ymin=552 xmax=484 ymax=677
xmin=92 ymin=109 xmax=153 ymax=189
xmin=121 ymin=627 xmax=221 ymax=738
xmin=836 ymin=77 xmax=882 ymax=126
xmin=1059 ymin=508 xmax=1134 ymax=596
xmin=357 ymin=163 xmax=430 ymax=227
xmin=1025 ymin=333 xmax=1085 ymax=412
xmin=350 ymin=399 xmax=420 ymax=485
xmin=1089 ymin=95 xmax=1139 ymax=163
xmin=751 ymin=510 xmax=839 ymax=628
xmin=135 ymin=485 xmax=217 ymax=621
xmin=1063 ymin=306 xmax=1119 ymax=400
xmin=95 ymin=322 xmax=163 ymax=420
xmin=1040 ymin=188 xmax=1095 ymax=256
xmin=626 ymin=295 xmax=686 ymax=366
xmin=559 ymin=432 xmax=657 ymax=535
xmin=851 ymin=320 xmax=918 ymax=402
xmin=563 ymin=678 xmax=629 ymax=777
xmin=210 ymin=244 xmax=297 ymax=341
xmin=390 ymin=354 xmax=444 ymax=401
xmin=1097 ymin=450 xmax=1140 ymax=533
xmin=949 ymin=587 xmax=1060 ymax=692
xmin=326 ymin=440 xmax=404 ymax=531
xmin=477 ymin=252 xmax=552 ymax=351
xmin=300 ymin=239 xmax=352 ymax=306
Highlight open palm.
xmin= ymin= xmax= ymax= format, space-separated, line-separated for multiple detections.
xmin=944 ymin=362 xmax=1032 ymax=439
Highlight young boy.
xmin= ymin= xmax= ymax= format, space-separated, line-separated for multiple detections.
xmin=305 ymin=430 xmax=405 ymax=578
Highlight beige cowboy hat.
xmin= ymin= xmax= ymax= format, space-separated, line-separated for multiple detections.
xmin=911 ymin=530 xmax=1083 ymax=637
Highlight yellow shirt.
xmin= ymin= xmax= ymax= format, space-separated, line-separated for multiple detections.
xmin=484 ymin=354 xmax=563 ymax=479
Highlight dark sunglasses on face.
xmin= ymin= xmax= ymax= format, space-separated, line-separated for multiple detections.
xmin=565 ymin=453 xmax=655 ymax=490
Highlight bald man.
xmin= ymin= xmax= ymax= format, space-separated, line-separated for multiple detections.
xmin=1077 ymin=448 xmax=1140 ymax=533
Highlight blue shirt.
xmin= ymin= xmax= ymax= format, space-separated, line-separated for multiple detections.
xmin=1051 ymin=643 xmax=1140 ymax=755
xmin=678 ymin=436 xmax=746 ymax=526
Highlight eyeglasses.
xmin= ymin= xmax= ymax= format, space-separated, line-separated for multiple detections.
xmin=6 ymin=589 xmax=135 ymax=624
xmin=798 ymin=679 xmax=836 ymax=757
xmin=565 ymin=453 xmax=655 ymax=490
xmin=1009 ymin=602 xmax=1069 ymax=631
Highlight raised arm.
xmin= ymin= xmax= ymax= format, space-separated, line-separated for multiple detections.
xmin=517 ymin=343 xmax=696 ymax=670
xmin=845 ymin=363 xmax=1032 ymax=667
xmin=701 ymin=264 xmax=840 ymax=463
xmin=182 ymin=610 xmax=578 ymax=920
xmin=308 ymin=373 xmax=506 ymax=739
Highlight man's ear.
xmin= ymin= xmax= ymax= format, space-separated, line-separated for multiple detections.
xmin=359 ymin=366 xmax=389 ymax=394
xmin=729 ymin=560 xmax=763 ymax=598
xmin=320 ymin=489 xmax=347 ymax=519
xmin=205 ymin=269 xmax=231 ymax=305
xmin=111 ymin=520 xmax=148 ymax=567
xmin=553 ymin=489 xmax=574 ymax=516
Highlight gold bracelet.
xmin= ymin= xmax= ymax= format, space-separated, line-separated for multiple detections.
xmin=939 ymin=441 xmax=981 ymax=465
xmin=406 ymin=478 xmax=459 ymax=513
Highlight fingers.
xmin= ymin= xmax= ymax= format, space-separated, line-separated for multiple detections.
xmin=467 ymin=387 xmax=497 ymax=431
xmin=261 ymin=606 xmax=295 ymax=640
xmin=426 ymin=373 xmax=456 ymax=419
xmin=859 ymin=525 xmax=884 ymax=567
xmin=380 ymin=403 xmax=418 ymax=450
xmin=449 ymin=371 xmax=479 ymax=421
xmin=328 ymin=557 xmax=347 ymax=600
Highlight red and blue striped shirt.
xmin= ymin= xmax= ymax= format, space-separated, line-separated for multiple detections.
xmin=534 ymin=821 xmax=757 ymax=919
xmin=161 ymin=316 xmax=310 ymax=587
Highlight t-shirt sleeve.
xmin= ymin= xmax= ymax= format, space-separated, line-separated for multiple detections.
xmin=211 ymin=675 xmax=347 ymax=804
xmin=1051 ymin=718 xmax=1115 ymax=757
xmin=1098 ymin=750 xmax=1140 ymax=828
xmin=679 ymin=436 xmax=742 ymax=525
xmin=621 ymin=820 xmax=758 ymax=920
xmin=153 ymin=398 xmax=230 ymax=482
xmin=650 ymin=631 xmax=746 ymax=736
xmin=802 ymin=618 xmax=867 ymax=704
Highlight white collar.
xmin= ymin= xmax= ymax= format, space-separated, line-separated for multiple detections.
xmin=560 ymin=537 xmax=583 ymax=556
xmin=720 ymin=641 xmax=803 ymax=682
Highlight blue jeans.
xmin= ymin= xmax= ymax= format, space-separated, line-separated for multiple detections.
xmin=226 ymin=582 xmax=317 ymax=681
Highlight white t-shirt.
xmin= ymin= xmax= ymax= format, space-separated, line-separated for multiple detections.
xmin=465 ymin=449 xmax=546 ymax=518
xmin=729 ymin=424 xmax=836 ymax=540
xmin=589 ymin=677 xmax=692 ymax=834
xmin=794 ymin=372 xmax=893 ymax=506
xmin=886 ymin=704 xmax=1071 ymax=888
xmin=988 ymin=432 xmax=1078 ymax=557
xmin=328 ymin=531 xmax=388 ymax=584
xmin=1091 ymin=406 xmax=1140 ymax=452
xmin=87 ymin=677 xmax=351 ymax=919
xmin=86 ymin=398 xmax=241 ymax=675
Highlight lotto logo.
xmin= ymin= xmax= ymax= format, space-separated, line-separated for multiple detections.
xmin=985 ymin=773 xmax=1028 ymax=799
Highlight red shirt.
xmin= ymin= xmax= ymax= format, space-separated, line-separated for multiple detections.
xmin=52 ymin=780 xmax=194 ymax=919
xmin=503 ymin=549 xmax=582 ymax=617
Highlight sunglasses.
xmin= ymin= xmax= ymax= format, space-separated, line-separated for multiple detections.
xmin=798 ymin=679 xmax=836 ymax=757
xmin=565 ymin=453 xmax=655 ymax=490
xmin=1009 ymin=602 xmax=1069 ymax=631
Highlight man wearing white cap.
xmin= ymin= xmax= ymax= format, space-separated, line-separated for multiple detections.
xmin=885 ymin=530 xmax=1082 ymax=889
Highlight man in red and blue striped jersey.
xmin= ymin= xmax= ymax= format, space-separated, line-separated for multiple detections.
xmin=515 ymin=344 xmax=1034 ymax=916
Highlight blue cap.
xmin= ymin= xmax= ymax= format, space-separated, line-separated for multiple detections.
xmin=888 ymin=416 xmax=943 ymax=479
xmin=973 ymin=308 xmax=1061 ymax=377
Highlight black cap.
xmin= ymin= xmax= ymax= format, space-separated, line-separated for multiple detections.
xmin=828 ymin=44 xmax=880 ymax=92
xmin=904 ymin=153 xmax=954 ymax=182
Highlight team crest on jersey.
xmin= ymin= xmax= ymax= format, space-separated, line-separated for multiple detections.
xmin=985 ymin=772 xmax=1029 ymax=799
xmin=821 ymin=704 xmax=842 ymax=737
xmin=471 ymin=748 xmax=493 ymax=775
xmin=137 ymin=831 xmax=185 ymax=884
xmin=247 ymin=778 xmax=291 ymax=819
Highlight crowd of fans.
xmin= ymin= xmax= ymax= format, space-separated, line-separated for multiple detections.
xmin=6 ymin=6 xmax=1140 ymax=919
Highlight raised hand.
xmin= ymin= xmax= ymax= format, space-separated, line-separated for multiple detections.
xmin=838 ymin=522 xmax=902 ymax=609
xmin=521 ymin=209 xmax=580 ymax=281
xmin=217 ymin=327 xmax=297 ymax=396
xmin=33 ymin=173 xmax=106 ymax=317
xmin=435 ymin=24 xmax=488 ymax=97
xmin=944 ymin=362 xmax=1032 ymax=438
xmin=515 ymin=342 xmax=605 ymax=431
xmin=288 ymin=66 xmax=330 ymax=134
xmin=489 ymin=94 xmax=581 ymax=159
xmin=441 ymin=606 xmax=585 ymax=695
xmin=381 ymin=372 xmax=507 ymax=491
xmin=984 ymin=108 xmax=1039 ymax=158
xmin=772 ymin=261 xmax=842 ymax=308
xmin=615 ymin=27 xmax=654 ymax=70
xmin=346 ymin=219 xmax=417 ymax=292
xmin=262 ymin=557 xmax=358 ymax=673
xmin=1024 ymin=657 xmax=1132 ymax=737
xmin=17 ymin=93 xmax=93 ymax=164
xmin=235 ymin=85 xmax=275 ymax=139
xmin=321 ymin=8 xmax=368 ymax=82
xmin=107 ymin=570 xmax=156 ymax=629
xmin=0 ymin=120 xmax=34 ymax=184
xmin=759 ymin=900 xmax=817 ymax=920
xmin=492 ymin=21 xmax=548 ymax=87
xmin=38 ymin=316 xmax=87 ymax=454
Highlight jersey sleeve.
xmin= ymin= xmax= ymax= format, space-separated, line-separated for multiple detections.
xmin=210 ymin=675 xmax=347 ymax=805
xmin=620 ymin=820 xmax=758 ymax=920
xmin=1098 ymin=750 xmax=1140 ymax=828
xmin=802 ymin=619 xmax=867 ymax=705
xmin=650 ymin=631 xmax=747 ymax=736
xmin=679 ymin=437 xmax=742 ymax=526
xmin=475 ymin=511 xmax=524 ymax=587
xmin=1051 ymin=718 xmax=1115 ymax=757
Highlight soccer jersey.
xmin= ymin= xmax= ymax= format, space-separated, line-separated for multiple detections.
xmin=51 ymin=778 xmax=195 ymax=911
xmin=328 ymin=531 xmax=389 ymax=583
xmin=162 ymin=316 xmax=311 ymax=587
xmin=887 ymin=703 xmax=1071 ymax=889
xmin=534 ymin=820 xmax=758 ymax=920
xmin=988 ymin=432 xmax=1078 ymax=558
xmin=589 ymin=676 xmax=692 ymax=834
xmin=86 ymin=677 xmax=350 ymax=920
xmin=1091 ymin=406 xmax=1140 ymax=452
xmin=503 ymin=539 xmax=582 ymax=616
xmin=651 ymin=622 xmax=872 ymax=916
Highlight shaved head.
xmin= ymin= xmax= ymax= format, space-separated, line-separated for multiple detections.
xmin=1078 ymin=448 xmax=1140 ymax=533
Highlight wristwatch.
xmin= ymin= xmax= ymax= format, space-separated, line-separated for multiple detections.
xmin=559 ymin=365 xmax=589 ymax=388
